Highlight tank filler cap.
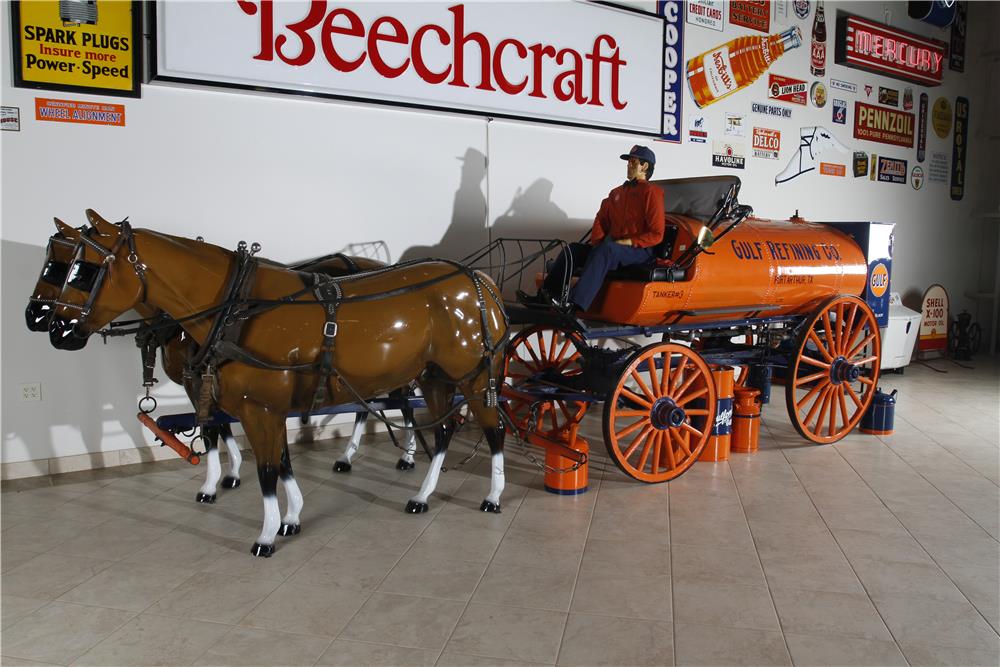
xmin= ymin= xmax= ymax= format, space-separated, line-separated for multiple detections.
xmin=790 ymin=210 xmax=805 ymax=223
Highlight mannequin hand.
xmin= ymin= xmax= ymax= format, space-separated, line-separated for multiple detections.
xmin=615 ymin=238 xmax=633 ymax=246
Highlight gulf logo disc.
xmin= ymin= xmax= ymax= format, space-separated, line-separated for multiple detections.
xmin=870 ymin=263 xmax=889 ymax=298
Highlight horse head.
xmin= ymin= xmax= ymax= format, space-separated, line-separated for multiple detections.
xmin=26 ymin=218 xmax=84 ymax=333
xmin=49 ymin=210 xmax=146 ymax=350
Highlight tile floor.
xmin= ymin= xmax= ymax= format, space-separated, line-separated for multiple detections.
xmin=2 ymin=359 xmax=998 ymax=666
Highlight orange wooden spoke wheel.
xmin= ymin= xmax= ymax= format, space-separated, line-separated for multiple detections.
xmin=603 ymin=343 xmax=716 ymax=483
xmin=503 ymin=326 xmax=588 ymax=435
xmin=785 ymin=295 xmax=882 ymax=444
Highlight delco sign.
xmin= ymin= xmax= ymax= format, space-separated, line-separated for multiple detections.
xmin=154 ymin=1 xmax=665 ymax=135
xmin=835 ymin=13 xmax=945 ymax=86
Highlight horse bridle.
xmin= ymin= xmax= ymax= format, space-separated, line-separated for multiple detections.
xmin=55 ymin=220 xmax=148 ymax=326
xmin=29 ymin=234 xmax=79 ymax=310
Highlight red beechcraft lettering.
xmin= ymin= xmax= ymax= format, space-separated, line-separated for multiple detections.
xmin=238 ymin=1 xmax=628 ymax=108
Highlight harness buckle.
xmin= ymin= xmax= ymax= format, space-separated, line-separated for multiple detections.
xmin=324 ymin=322 xmax=338 ymax=338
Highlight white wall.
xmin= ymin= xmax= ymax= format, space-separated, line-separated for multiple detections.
xmin=2 ymin=1 xmax=995 ymax=470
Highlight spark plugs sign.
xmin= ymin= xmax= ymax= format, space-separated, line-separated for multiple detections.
xmin=835 ymin=14 xmax=945 ymax=86
xmin=155 ymin=1 xmax=664 ymax=135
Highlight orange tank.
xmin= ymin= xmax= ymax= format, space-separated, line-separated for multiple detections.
xmin=583 ymin=214 xmax=867 ymax=326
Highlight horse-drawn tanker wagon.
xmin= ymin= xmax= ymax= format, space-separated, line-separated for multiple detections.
xmin=484 ymin=175 xmax=887 ymax=488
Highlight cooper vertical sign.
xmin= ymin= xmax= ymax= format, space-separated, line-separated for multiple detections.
xmin=658 ymin=1 xmax=684 ymax=143
xmin=155 ymin=1 xmax=665 ymax=136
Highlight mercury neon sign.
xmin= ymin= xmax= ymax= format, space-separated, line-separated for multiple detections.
xmin=835 ymin=13 xmax=946 ymax=86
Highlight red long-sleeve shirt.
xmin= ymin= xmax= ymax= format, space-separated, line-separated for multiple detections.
xmin=591 ymin=179 xmax=665 ymax=248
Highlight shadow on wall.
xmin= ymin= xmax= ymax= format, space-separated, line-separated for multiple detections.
xmin=2 ymin=238 xmax=154 ymax=467
xmin=399 ymin=146 xmax=594 ymax=297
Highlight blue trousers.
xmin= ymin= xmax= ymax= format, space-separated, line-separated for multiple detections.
xmin=543 ymin=239 xmax=654 ymax=310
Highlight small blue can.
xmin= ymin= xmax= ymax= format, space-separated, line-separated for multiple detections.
xmin=861 ymin=389 xmax=897 ymax=435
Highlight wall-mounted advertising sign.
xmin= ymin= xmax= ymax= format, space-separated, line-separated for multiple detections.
xmin=950 ymin=96 xmax=968 ymax=201
xmin=35 ymin=97 xmax=126 ymax=127
xmin=876 ymin=156 xmax=907 ymax=184
xmin=658 ymin=1 xmax=685 ymax=143
xmin=768 ymin=74 xmax=807 ymax=105
xmin=154 ymin=1 xmax=665 ymax=136
xmin=752 ymin=127 xmax=780 ymax=159
xmin=949 ymin=1 xmax=966 ymax=72
xmin=686 ymin=0 xmax=725 ymax=31
xmin=918 ymin=284 xmax=948 ymax=355
xmin=11 ymin=0 xmax=141 ymax=98
xmin=854 ymin=101 xmax=914 ymax=148
xmin=917 ymin=92 xmax=928 ymax=163
xmin=730 ymin=1 xmax=771 ymax=33
xmin=835 ymin=13 xmax=945 ymax=86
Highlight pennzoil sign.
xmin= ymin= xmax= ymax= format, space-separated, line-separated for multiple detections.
xmin=853 ymin=101 xmax=914 ymax=148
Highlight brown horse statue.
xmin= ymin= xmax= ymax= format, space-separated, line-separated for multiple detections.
xmin=49 ymin=214 xmax=508 ymax=557
xmin=31 ymin=217 xmax=412 ymax=504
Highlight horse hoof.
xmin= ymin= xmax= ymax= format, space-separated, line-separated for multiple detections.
xmin=278 ymin=523 xmax=301 ymax=537
xmin=221 ymin=476 xmax=241 ymax=489
xmin=395 ymin=459 xmax=415 ymax=471
xmin=480 ymin=500 xmax=502 ymax=513
xmin=333 ymin=461 xmax=352 ymax=473
xmin=195 ymin=492 xmax=217 ymax=504
xmin=250 ymin=542 xmax=275 ymax=558
xmin=405 ymin=500 xmax=429 ymax=514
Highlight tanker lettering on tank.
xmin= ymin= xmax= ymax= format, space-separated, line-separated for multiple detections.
xmin=586 ymin=215 xmax=868 ymax=326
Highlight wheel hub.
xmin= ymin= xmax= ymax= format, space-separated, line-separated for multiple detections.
xmin=829 ymin=356 xmax=860 ymax=385
xmin=650 ymin=397 xmax=686 ymax=430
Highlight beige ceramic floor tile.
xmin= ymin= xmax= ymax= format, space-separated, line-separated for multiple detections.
xmin=472 ymin=562 xmax=576 ymax=612
xmin=47 ymin=517 xmax=173 ymax=561
xmin=571 ymin=571 xmax=671 ymax=621
xmin=192 ymin=625 xmax=332 ymax=666
xmin=2 ymin=553 xmax=114 ymax=600
xmin=286 ymin=544 xmax=402 ymax=591
xmin=57 ymin=560 xmax=193 ymax=612
xmin=377 ymin=553 xmax=487 ymax=602
xmin=1 ymin=595 xmax=47 ymax=630
xmin=673 ymin=579 xmax=780 ymax=632
xmin=674 ymin=622 xmax=791 ymax=666
xmin=146 ymin=572 xmax=281 ymax=624
xmin=579 ymin=537 xmax=670 ymax=577
xmin=71 ymin=612 xmax=232 ymax=666
xmin=758 ymin=552 xmax=866 ymax=595
xmin=830 ymin=526 xmax=936 ymax=565
xmin=557 ymin=612 xmax=672 ymax=666
xmin=899 ymin=641 xmax=1000 ymax=667
xmin=873 ymin=593 xmax=1000 ymax=652
xmin=316 ymin=639 xmax=439 ymax=666
xmin=670 ymin=543 xmax=767 ymax=587
xmin=239 ymin=581 xmax=369 ymax=638
xmin=447 ymin=603 xmax=567 ymax=664
xmin=784 ymin=632 xmax=907 ymax=666
xmin=1 ymin=548 xmax=41 ymax=574
xmin=437 ymin=651 xmax=549 ymax=666
xmin=2 ymin=601 xmax=135 ymax=665
xmin=340 ymin=593 xmax=466 ymax=651
xmin=770 ymin=587 xmax=893 ymax=642
xmin=850 ymin=556 xmax=970 ymax=603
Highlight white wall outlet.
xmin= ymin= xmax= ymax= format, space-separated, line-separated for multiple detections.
xmin=20 ymin=382 xmax=41 ymax=402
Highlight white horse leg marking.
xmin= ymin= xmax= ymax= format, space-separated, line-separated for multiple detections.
xmin=400 ymin=418 xmax=417 ymax=465
xmin=485 ymin=451 xmax=505 ymax=505
xmin=257 ymin=495 xmax=281 ymax=545
xmin=280 ymin=476 xmax=303 ymax=526
xmin=410 ymin=450 xmax=446 ymax=504
xmin=222 ymin=428 xmax=242 ymax=480
xmin=198 ymin=445 xmax=221 ymax=498
xmin=336 ymin=413 xmax=367 ymax=467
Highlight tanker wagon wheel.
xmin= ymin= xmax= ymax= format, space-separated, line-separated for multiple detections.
xmin=786 ymin=295 xmax=882 ymax=444
xmin=502 ymin=326 xmax=589 ymax=436
xmin=603 ymin=343 xmax=716 ymax=483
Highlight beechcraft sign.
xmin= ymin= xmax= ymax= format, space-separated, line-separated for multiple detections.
xmin=154 ymin=1 xmax=665 ymax=136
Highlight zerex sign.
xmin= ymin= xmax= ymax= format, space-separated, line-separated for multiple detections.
xmin=155 ymin=2 xmax=665 ymax=135
xmin=835 ymin=13 xmax=945 ymax=86
xmin=854 ymin=101 xmax=914 ymax=148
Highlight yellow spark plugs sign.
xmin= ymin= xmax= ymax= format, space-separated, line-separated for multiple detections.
xmin=12 ymin=0 xmax=141 ymax=98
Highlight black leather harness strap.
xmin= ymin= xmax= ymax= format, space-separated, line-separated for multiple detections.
xmin=304 ymin=276 xmax=343 ymax=419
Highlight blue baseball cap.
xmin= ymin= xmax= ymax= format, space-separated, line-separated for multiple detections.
xmin=620 ymin=145 xmax=656 ymax=165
